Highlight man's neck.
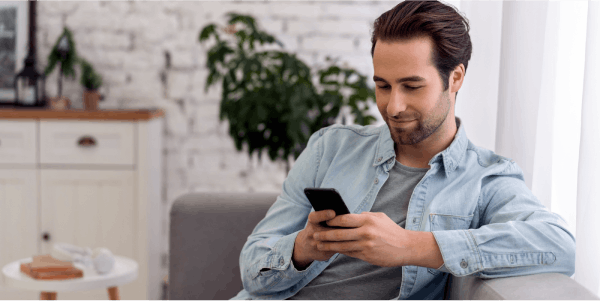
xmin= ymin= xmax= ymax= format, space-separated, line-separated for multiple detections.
xmin=395 ymin=117 xmax=458 ymax=169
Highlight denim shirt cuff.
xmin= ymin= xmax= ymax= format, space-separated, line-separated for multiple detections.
xmin=432 ymin=229 xmax=483 ymax=276
xmin=270 ymin=230 xmax=313 ymax=278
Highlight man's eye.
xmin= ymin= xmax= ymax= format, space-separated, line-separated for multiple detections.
xmin=377 ymin=85 xmax=391 ymax=90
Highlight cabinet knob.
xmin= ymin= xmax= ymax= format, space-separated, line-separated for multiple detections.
xmin=42 ymin=232 xmax=51 ymax=241
xmin=77 ymin=136 xmax=97 ymax=147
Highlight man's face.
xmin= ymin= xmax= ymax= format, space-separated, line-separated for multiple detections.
xmin=373 ymin=36 xmax=452 ymax=146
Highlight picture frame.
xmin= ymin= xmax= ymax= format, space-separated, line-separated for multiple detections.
xmin=0 ymin=1 xmax=28 ymax=104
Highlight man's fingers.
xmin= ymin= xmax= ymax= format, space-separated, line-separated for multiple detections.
xmin=321 ymin=210 xmax=336 ymax=221
xmin=308 ymin=210 xmax=335 ymax=224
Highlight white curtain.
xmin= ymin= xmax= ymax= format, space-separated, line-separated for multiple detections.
xmin=455 ymin=0 xmax=599 ymax=297
xmin=576 ymin=0 xmax=600 ymax=295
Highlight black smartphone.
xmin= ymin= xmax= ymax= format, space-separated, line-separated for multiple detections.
xmin=304 ymin=188 xmax=351 ymax=228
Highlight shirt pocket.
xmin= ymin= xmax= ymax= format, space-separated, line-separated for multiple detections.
xmin=427 ymin=213 xmax=474 ymax=276
xmin=429 ymin=213 xmax=474 ymax=231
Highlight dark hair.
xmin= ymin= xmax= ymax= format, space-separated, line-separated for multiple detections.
xmin=371 ymin=0 xmax=472 ymax=100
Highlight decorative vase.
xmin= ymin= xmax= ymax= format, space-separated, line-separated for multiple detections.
xmin=48 ymin=96 xmax=71 ymax=111
xmin=83 ymin=90 xmax=100 ymax=110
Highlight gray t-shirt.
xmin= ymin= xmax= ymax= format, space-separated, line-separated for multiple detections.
xmin=288 ymin=160 xmax=428 ymax=300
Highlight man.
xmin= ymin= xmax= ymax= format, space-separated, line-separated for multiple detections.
xmin=232 ymin=1 xmax=576 ymax=299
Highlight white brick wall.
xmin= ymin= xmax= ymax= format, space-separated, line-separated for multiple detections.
xmin=302 ymin=36 xmax=355 ymax=52
xmin=36 ymin=0 xmax=393 ymax=282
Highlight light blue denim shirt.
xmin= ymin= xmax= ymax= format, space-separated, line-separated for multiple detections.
xmin=231 ymin=116 xmax=576 ymax=300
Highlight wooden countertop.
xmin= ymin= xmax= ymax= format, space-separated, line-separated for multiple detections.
xmin=0 ymin=108 xmax=164 ymax=121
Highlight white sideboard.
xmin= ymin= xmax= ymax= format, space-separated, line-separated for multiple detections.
xmin=0 ymin=109 xmax=164 ymax=300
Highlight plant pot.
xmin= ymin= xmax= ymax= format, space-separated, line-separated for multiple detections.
xmin=83 ymin=90 xmax=100 ymax=111
xmin=48 ymin=96 xmax=71 ymax=111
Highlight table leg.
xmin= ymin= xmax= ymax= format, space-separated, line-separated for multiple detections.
xmin=107 ymin=286 xmax=120 ymax=300
xmin=40 ymin=292 xmax=57 ymax=300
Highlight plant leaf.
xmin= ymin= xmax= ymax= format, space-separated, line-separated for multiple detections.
xmin=199 ymin=24 xmax=217 ymax=42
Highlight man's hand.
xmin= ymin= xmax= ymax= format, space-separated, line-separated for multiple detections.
xmin=292 ymin=209 xmax=339 ymax=270
xmin=314 ymin=212 xmax=418 ymax=268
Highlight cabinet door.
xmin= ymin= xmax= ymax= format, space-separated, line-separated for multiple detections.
xmin=40 ymin=170 xmax=141 ymax=300
xmin=0 ymin=169 xmax=39 ymax=300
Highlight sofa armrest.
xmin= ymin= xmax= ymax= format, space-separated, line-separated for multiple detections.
xmin=168 ymin=192 xmax=279 ymax=300
xmin=446 ymin=273 xmax=599 ymax=300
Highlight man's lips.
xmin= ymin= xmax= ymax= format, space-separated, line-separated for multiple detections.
xmin=389 ymin=119 xmax=415 ymax=126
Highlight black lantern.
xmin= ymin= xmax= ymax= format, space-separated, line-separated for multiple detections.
xmin=14 ymin=52 xmax=45 ymax=107
xmin=13 ymin=0 xmax=45 ymax=107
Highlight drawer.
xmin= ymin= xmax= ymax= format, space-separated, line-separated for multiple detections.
xmin=40 ymin=120 xmax=135 ymax=166
xmin=0 ymin=120 xmax=37 ymax=164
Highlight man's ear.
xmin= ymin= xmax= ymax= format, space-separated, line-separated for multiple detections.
xmin=450 ymin=64 xmax=465 ymax=94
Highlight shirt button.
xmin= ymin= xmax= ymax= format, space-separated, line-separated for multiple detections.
xmin=412 ymin=217 xmax=417 ymax=224
xmin=377 ymin=157 xmax=382 ymax=162
xmin=280 ymin=258 xmax=284 ymax=266
xmin=374 ymin=178 xmax=379 ymax=184
xmin=460 ymin=259 xmax=468 ymax=269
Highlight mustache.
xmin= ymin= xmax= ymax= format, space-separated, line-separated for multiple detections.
xmin=388 ymin=116 xmax=417 ymax=122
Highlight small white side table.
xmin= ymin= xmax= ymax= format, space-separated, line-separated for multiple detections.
xmin=2 ymin=255 xmax=138 ymax=300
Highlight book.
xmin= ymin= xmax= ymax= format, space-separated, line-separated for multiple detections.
xmin=20 ymin=264 xmax=84 ymax=280
xmin=29 ymin=254 xmax=73 ymax=272
xmin=20 ymin=254 xmax=84 ymax=280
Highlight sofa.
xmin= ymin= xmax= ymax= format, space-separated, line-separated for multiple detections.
xmin=169 ymin=192 xmax=599 ymax=300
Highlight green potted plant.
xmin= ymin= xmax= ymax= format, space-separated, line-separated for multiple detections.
xmin=44 ymin=27 xmax=77 ymax=110
xmin=199 ymin=13 xmax=377 ymax=172
xmin=79 ymin=58 xmax=103 ymax=110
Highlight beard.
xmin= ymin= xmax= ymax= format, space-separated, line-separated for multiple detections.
xmin=387 ymin=90 xmax=451 ymax=145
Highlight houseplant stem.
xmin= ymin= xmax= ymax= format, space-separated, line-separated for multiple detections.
xmin=58 ymin=65 xmax=63 ymax=97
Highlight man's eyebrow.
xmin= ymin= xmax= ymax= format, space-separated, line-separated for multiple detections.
xmin=373 ymin=75 xmax=426 ymax=83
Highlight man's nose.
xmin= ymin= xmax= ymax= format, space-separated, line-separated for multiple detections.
xmin=387 ymin=88 xmax=408 ymax=116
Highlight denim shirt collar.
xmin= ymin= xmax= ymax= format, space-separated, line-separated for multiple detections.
xmin=374 ymin=116 xmax=467 ymax=177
